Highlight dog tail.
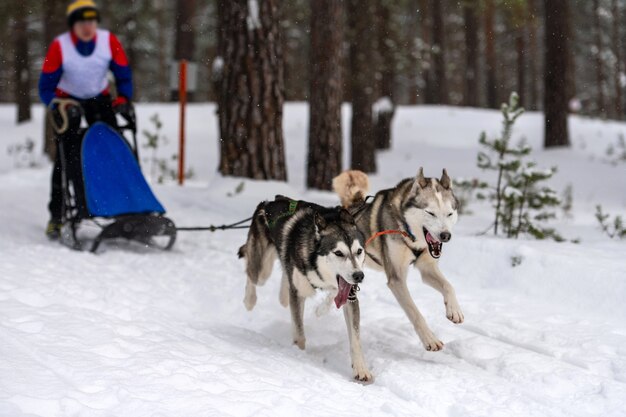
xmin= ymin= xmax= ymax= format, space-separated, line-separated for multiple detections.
xmin=238 ymin=201 xmax=270 ymax=259
xmin=332 ymin=170 xmax=370 ymax=209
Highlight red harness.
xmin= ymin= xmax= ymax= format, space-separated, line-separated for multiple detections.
xmin=365 ymin=229 xmax=412 ymax=247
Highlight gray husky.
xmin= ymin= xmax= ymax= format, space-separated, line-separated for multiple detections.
xmin=333 ymin=168 xmax=463 ymax=352
xmin=238 ymin=195 xmax=372 ymax=381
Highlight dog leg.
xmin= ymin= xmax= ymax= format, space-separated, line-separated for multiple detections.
xmin=387 ymin=272 xmax=444 ymax=351
xmin=343 ymin=300 xmax=373 ymax=383
xmin=279 ymin=272 xmax=289 ymax=307
xmin=289 ymin=285 xmax=306 ymax=350
xmin=416 ymin=258 xmax=464 ymax=324
xmin=244 ymin=278 xmax=257 ymax=311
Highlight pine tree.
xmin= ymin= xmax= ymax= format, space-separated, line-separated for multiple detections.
xmin=595 ymin=205 xmax=626 ymax=239
xmin=478 ymin=92 xmax=563 ymax=241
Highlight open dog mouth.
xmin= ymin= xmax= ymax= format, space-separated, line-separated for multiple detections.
xmin=423 ymin=227 xmax=442 ymax=259
xmin=334 ymin=275 xmax=355 ymax=309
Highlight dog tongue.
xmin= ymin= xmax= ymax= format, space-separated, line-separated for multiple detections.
xmin=425 ymin=231 xmax=438 ymax=244
xmin=334 ymin=276 xmax=352 ymax=309
xmin=425 ymin=230 xmax=442 ymax=257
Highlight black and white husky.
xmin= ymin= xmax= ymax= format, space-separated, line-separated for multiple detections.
xmin=238 ymin=195 xmax=372 ymax=382
xmin=333 ymin=168 xmax=463 ymax=352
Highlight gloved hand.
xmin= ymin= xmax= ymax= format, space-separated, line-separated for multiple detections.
xmin=113 ymin=97 xmax=136 ymax=128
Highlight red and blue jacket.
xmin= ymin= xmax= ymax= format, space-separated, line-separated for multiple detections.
xmin=39 ymin=29 xmax=133 ymax=107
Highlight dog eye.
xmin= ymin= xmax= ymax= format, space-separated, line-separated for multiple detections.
xmin=447 ymin=213 xmax=453 ymax=217
xmin=334 ymin=251 xmax=344 ymax=257
xmin=356 ymin=248 xmax=363 ymax=255
xmin=425 ymin=211 xmax=435 ymax=217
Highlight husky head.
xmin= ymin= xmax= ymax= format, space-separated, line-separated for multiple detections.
xmin=402 ymin=167 xmax=459 ymax=259
xmin=314 ymin=209 xmax=366 ymax=308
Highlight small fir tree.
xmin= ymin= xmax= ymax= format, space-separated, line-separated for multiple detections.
xmin=142 ymin=113 xmax=193 ymax=184
xmin=452 ymin=177 xmax=489 ymax=215
xmin=478 ymin=92 xmax=563 ymax=241
xmin=595 ymin=205 xmax=626 ymax=239
xmin=142 ymin=113 xmax=166 ymax=182
xmin=605 ymin=134 xmax=626 ymax=166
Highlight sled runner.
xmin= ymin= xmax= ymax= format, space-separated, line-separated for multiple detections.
xmin=57 ymin=120 xmax=176 ymax=252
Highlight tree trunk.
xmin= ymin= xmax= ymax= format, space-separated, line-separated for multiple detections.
xmin=374 ymin=0 xmax=395 ymax=149
xmin=611 ymin=0 xmax=622 ymax=119
xmin=516 ymin=28 xmax=526 ymax=109
xmin=348 ymin=0 xmax=376 ymax=172
xmin=172 ymin=0 xmax=196 ymax=101
xmin=543 ymin=0 xmax=570 ymax=148
xmin=419 ymin=0 xmax=435 ymax=104
xmin=217 ymin=0 xmax=287 ymax=180
xmin=307 ymin=0 xmax=344 ymax=190
xmin=431 ymin=0 xmax=448 ymax=104
xmin=43 ymin=0 xmax=67 ymax=160
xmin=528 ymin=0 xmax=540 ymax=111
xmin=592 ymin=0 xmax=606 ymax=117
xmin=14 ymin=2 xmax=31 ymax=123
xmin=156 ymin=0 xmax=169 ymax=102
xmin=406 ymin=0 xmax=420 ymax=104
xmin=463 ymin=0 xmax=479 ymax=107
xmin=484 ymin=0 xmax=499 ymax=108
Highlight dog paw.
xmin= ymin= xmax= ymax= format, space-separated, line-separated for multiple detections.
xmin=352 ymin=366 xmax=374 ymax=384
xmin=445 ymin=299 xmax=464 ymax=324
xmin=243 ymin=294 xmax=257 ymax=311
xmin=419 ymin=329 xmax=444 ymax=352
xmin=293 ymin=338 xmax=306 ymax=350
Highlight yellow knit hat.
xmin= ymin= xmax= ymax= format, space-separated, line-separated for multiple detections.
xmin=66 ymin=0 xmax=100 ymax=26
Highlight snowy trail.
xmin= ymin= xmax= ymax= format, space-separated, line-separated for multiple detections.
xmin=1 ymin=104 xmax=626 ymax=416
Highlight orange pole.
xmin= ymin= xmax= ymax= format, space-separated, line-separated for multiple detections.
xmin=178 ymin=59 xmax=188 ymax=185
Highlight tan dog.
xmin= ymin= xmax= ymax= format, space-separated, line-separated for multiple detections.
xmin=333 ymin=169 xmax=463 ymax=351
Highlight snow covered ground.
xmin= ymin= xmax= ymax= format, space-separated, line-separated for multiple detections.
xmin=1 ymin=103 xmax=625 ymax=416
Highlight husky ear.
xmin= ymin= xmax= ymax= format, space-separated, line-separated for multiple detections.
xmin=314 ymin=212 xmax=327 ymax=231
xmin=411 ymin=167 xmax=428 ymax=194
xmin=440 ymin=169 xmax=451 ymax=189
xmin=339 ymin=208 xmax=356 ymax=225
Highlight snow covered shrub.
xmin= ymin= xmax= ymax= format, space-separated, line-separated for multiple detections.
xmin=142 ymin=113 xmax=193 ymax=183
xmin=452 ymin=177 xmax=488 ymax=215
xmin=227 ymin=181 xmax=245 ymax=197
xmin=595 ymin=205 xmax=626 ymax=239
xmin=605 ymin=134 xmax=626 ymax=165
xmin=142 ymin=113 xmax=167 ymax=182
xmin=561 ymin=184 xmax=574 ymax=219
xmin=7 ymin=137 xmax=39 ymax=168
xmin=477 ymin=92 xmax=564 ymax=241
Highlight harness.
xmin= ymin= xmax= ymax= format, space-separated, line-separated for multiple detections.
xmin=267 ymin=199 xmax=298 ymax=229
xmin=364 ymin=218 xmax=425 ymax=265
xmin=365 ymin=221 xmax=416 ymax=247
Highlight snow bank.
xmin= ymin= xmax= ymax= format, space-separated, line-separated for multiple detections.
xmin=0 ymin=103 xmax=625 ymax=416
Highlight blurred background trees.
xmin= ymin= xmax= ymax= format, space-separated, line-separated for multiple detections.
xmin=2 ymin=0 xmax=626 ymax=180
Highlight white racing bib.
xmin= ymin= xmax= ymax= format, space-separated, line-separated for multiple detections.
xmin=57 ymin=29 xmax=111 ymax=99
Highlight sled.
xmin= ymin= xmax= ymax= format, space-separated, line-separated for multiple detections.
xmin=58 ymin=121 xmax=176 ymax=252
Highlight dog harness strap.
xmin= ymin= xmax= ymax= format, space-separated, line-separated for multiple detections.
xmin=365 ymin=229 xmax=411 ymax=247
xmin=288 ymin=199 xmax=298 ymax=214
xmin=268 ymin=199 xmax=299 ymax=229
xmin=402 ymin=221 xmax=417 ymax=242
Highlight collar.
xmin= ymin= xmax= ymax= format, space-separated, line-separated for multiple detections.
xmin=70 ymin=31 xmax=97 ymax=57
